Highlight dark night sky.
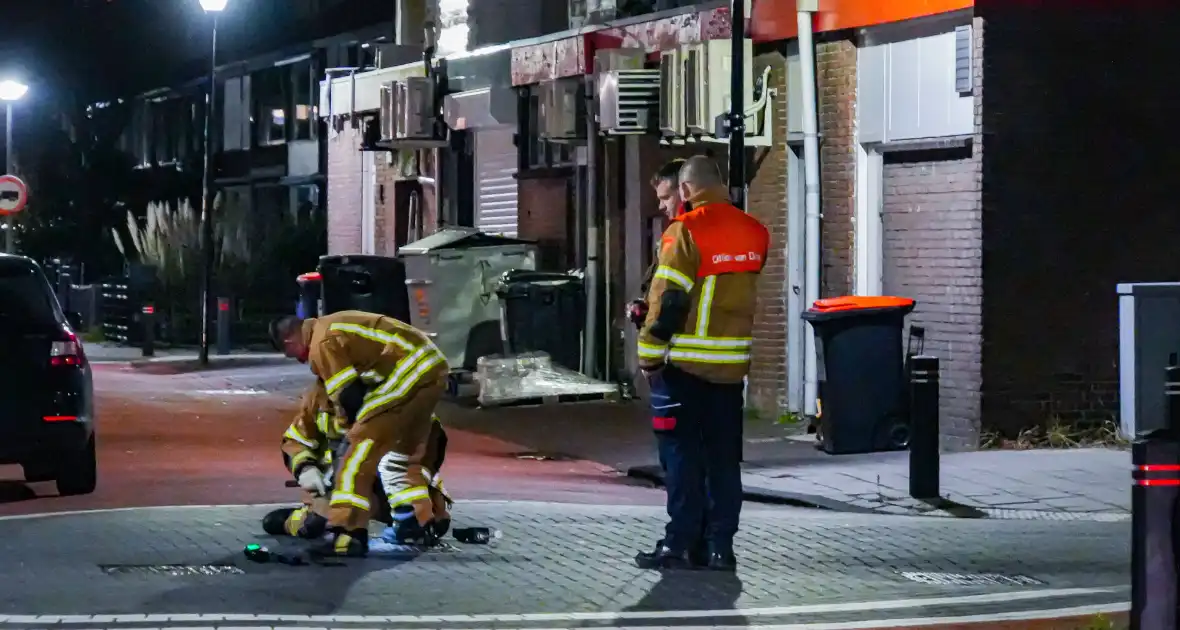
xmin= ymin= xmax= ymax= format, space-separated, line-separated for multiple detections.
xmin=0 ymin=0 xmax=354 ymax=106
xmin=0 ymin=1 xmax=210 ymax=105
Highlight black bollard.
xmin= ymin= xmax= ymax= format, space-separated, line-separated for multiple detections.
xmin=908 ymin=355 xmax=939 ymax=500
xmin=1130 ymin=364 xmax=1180 ymax=630
xmin=216 ymin=297 xmax=231 ymax=356
xmin=141 ymin=304 xmax=155 ymax=358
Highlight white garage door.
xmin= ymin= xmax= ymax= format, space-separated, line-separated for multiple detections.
xmin=474 ymin=126 xmax=519 ymax=237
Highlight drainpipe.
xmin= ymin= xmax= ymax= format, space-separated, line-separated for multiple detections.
xmin=797 ymin=0 xmax=822 ymax=419
xmin=582 ymin=75 xmax=600 ymax=377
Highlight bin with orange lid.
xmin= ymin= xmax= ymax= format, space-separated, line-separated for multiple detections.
xmin=802 ymin=295 xmax=917 ymax=455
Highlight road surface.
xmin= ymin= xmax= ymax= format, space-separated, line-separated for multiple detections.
xmin=0 ymin=362 xmax=1131 ymax=629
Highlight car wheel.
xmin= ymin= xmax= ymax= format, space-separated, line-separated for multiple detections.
xmin=21 ymin=462 xmax=56 ymax=483
xmin=56 ymin=436 xmax=97 ymax=496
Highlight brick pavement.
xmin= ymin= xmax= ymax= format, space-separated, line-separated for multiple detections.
xmin=0 ymin=501 xmax=1127 ymax=628
xmin=735 ymin=447 xmax=1130 ymax=520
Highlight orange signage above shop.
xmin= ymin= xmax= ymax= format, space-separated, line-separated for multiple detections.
xmin=750 ymin=0 xmax=974 ymax=41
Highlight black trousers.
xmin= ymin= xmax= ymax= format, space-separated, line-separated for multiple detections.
xmin=649 ymin=365 xmax=744 ymax=554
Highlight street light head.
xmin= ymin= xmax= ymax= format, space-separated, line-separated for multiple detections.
xmin=199 ymin=0 xmax=228 ymax=11
xmin=0 ymin=80 xmax=29 ymax=102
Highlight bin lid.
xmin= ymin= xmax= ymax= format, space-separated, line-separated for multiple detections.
xmin=296 ymin=271 xmax=321 ymax=283
xmin=810 ymin=296 xmax=915 ymax=313
xmin=399 ymin=227 xmax=535 ymax=255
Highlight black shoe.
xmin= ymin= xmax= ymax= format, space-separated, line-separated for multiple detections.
xmin=309 ymin=529 xmax=368 ymax=558
xmin=261 ymin=507 xmax=297 ymax=536
xmin=705 ymin=550 xmax=737 ymax=572
xmin=435 ymin=517 xmax=452 ymax=539
xmin=635 ymin=543 xmax=692 ymax=570
xmin=688 ymin=545 xmax=710 ymax=568
xmin=393 ymin=518 xmax=442 ymax=547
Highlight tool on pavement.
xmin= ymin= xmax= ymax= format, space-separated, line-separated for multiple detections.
xmin=453 ymin=527 xmax=496 ymax=544
xmin=243 ymin=543 xmax=307 ymax=566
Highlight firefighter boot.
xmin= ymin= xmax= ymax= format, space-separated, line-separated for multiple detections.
xmin=387 ymin=507 xmax=441 ymax=546
xmin=308 ymin=528 xmax=369 ymax=558
xmin=261 ymin=509 xmax=297 ymax=537
xmin=263 ymin=506 xmax=328 ymax=539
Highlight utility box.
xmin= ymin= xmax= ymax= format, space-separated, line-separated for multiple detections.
xmin=1117 ymin=282 xmax=1180 ymax=438
xmin=399 ymin=228 xmax=538 ymax=371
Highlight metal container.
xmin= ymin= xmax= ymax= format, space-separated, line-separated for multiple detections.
xmin=400 ymin=228 xmax=537 ymax=370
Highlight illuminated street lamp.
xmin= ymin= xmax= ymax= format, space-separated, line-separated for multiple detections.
xmin=198 ymin=0 xmax=226 ymax=365
xmin=1 ymin=79 xmax=29 ymax=253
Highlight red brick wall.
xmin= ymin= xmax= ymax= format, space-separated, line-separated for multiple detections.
xmin=518 ymin=176 xmax=570 ymax=270
xmin=817 ymin=39 xmax=857 ymax=298
xmin=746 ymin=52 xmax=790 ymax=417
xmin=326 ymin=124 xmax=364 ymax=255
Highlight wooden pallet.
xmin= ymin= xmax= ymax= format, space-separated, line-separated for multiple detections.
xmin=477 ymin=389 xmax=620 ymax=409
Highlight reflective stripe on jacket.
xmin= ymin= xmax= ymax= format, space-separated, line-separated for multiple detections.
xmin=637 ymin=188 xmax=769 ymax=384
xmin=303 ymin=311 xmax=449 ymax=423
xmin=281 ymin=380 xmax=345 ymax=475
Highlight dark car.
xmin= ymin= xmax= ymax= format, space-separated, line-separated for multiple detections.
xmin=0 ymin=254 xmax=96 ymax=495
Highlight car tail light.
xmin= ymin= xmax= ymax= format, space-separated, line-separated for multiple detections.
xmin=50 ymin=333 xmax=84 ymax=367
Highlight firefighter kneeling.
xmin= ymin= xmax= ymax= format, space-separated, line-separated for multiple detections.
xmin=262 ymin=380 xmax=453 ymax=546
xmin=270 ymin=310 xmax=452 ymax=558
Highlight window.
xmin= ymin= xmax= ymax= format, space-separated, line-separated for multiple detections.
xmin=253 ymin=67 xmax=288 ymax=146
xmin=290 ymin=60 xmax=315 ymax=141
xmin=0 ymin=264 xmax=59 ymax=331
xmin=292 ymin=184 xmax=320 ymax=224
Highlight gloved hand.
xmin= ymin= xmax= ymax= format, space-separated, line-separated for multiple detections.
xmin=626 ymin=299 xmax=649 ymax=329
xmin=297 ymin=467 xmax=327 ymax=496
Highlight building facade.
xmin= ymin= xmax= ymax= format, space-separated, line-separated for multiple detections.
xmin=320 ymin=0 xmax=1167 ymax=449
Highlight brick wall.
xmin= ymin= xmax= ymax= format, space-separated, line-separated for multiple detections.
xmin=518 ymin=176 xmax=570 ymax=270
xmin=978 ymin=10 xmax=1169 ymax=434
xmin=745 ymin=52 xmax=790 ymax=417
xmin=326 ymin=124 xmax=364 ymax=255
xmin=817 ymin=39 xmax=856 ymax=298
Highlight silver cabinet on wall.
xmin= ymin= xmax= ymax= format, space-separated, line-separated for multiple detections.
xmin=857 ymin=22 xmax=974 ymax=143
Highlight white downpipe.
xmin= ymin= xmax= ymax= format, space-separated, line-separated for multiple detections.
xmin=797 ymin=5 xmax=822 ymax=418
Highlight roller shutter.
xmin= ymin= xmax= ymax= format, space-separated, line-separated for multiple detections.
xmin=474 ymin=126 xmax=519 ymax=237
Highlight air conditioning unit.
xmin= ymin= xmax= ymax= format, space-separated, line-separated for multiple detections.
xmin=682 ymin=39 xmax=754 ymax=137
xmin=379 ymin=81 xmax=396 ymax=141
xmin=658 ymin=49 xmax=683 ymax=137
xmin=539 ymin=79 xmax=585 ymax=143
xmin=393 ymin=77 xmax=436 ymax=139
xmin=597 ymin=69 xmax=660 ymax=135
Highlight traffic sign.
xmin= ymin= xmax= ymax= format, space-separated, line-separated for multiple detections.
xmin=0 ymin=174 xmax=29 ymax=216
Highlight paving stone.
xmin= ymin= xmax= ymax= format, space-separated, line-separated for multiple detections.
xmin=0 ymin=502 xmax=1129 ymax=622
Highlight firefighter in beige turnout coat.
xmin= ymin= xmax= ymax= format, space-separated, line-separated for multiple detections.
xmin=272 ymin=310 xmax=450 ymax=557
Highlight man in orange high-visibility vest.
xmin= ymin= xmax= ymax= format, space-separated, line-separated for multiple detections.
xmin=634 ymin=156 xmax=769 ymax=572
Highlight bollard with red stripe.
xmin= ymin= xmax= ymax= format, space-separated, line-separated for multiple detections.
xmin=1130 ymin=363 xmax=1180 ymax=630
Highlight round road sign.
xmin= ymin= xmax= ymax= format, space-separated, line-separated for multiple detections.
xmin=0 ymin=174 xmax=29 ymax=216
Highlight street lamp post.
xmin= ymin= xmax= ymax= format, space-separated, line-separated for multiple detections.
xmin=198 ymin=0 xmax=227 ymax=365
xmin=0 ymin=79 xmax=29 ymax=254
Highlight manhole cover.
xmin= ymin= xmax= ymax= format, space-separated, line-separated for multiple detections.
xmin=900 ymin=571 xmax=1044 ymax=587
xmin=100 ymin=564 xmax=245 ymax=576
